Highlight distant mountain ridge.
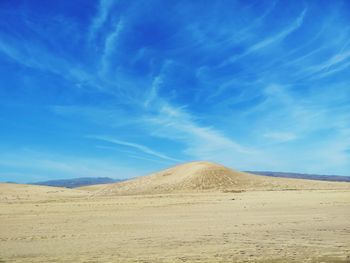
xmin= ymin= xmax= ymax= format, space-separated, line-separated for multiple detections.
xmin=31 ymin=177 xmax=123 ymax=188
xmin=247 ymin=171 xmax=350 ymax=182
xmin=25 ymin=170 xmax=350 ymax=189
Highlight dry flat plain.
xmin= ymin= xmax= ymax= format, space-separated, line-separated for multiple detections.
xmin=1 ymin=162 xmax=350 ymax=262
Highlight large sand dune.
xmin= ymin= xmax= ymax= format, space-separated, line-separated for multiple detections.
xmin=80 ymin=161 xmax=350 ymax=195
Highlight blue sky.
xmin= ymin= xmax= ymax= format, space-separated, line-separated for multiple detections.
xmin=1 ymin=0 xmax=350 ymax=183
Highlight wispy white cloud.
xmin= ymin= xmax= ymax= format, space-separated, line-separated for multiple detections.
xmin=249 ymin=8 xmax=307 ymax=52
xmin=144 ymin=75 xmax=163 ymax=108
xmin=146 ymin=102 xmax=261 ymax=169
xmin=235 ymin=0 xmax=279 ymax=37
xmin=181 ymin=0 xmax=279 ymax=56
xmin=88 ymin=135 xmax=181 ymax=162
xmin=220 ymin=7 xmax=308 ymax=67
xmin=95 ymin=145 xmax=171 ymax=164
xmin=88 ymin=0 xmax=115 ymax=42
xmin=100 ymin=18 xmax=124 ymax=76
xmin=143 ymin=60 xmax=173 ymax=108
xmin=263 ymin=132 xmax=297 ymax=142
xmin=305 ymin=49 xmax=350 ymax=78
xmin=0 ymin=33 xmax=100 ymax=92
xmin=0 ymin=36 xmax=64 ymax=73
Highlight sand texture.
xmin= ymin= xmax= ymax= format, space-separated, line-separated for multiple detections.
xmin=1 ymin=162 xmax=350 ymax=262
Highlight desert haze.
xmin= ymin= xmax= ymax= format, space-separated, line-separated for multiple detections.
xmin=1 ymin=161 xmax=350 ymax=263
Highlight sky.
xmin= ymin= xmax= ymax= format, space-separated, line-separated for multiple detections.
xmin=0 ymin=0 xmax=350 ymax=183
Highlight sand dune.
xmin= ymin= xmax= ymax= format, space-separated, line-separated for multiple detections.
xmin=81 ymin=161 xmax=350 ymax=195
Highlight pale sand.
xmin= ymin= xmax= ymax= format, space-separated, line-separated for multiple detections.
xmin=1 ymin=184 xmax=350 ymax=262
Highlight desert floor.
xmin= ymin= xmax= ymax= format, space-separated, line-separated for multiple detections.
xmin=1 ymin=188 xmax=350 ymax=262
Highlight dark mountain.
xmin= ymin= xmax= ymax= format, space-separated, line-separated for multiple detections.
xmin=31 ymin=177 xmax=123 ymax=188
xmin=5 ymin=181 xmax=17 ymax=184
xmin=247 ymin=171 xmax=350 ymax=182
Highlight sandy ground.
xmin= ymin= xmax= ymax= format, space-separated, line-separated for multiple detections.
xmin=1 ymin=185 xmax=350 ymax=262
